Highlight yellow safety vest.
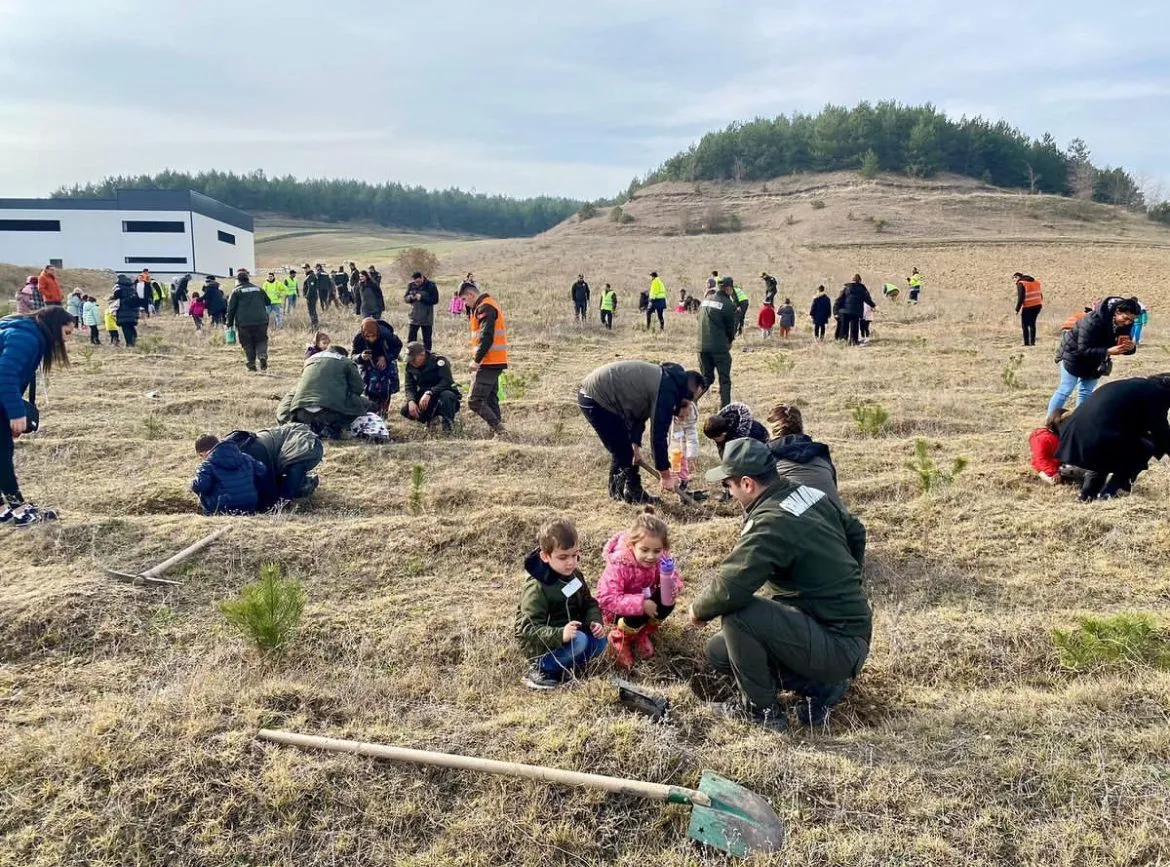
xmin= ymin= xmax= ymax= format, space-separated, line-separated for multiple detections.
xmin=649 ymin=277 xmax=667 ymax=300
xmin=283 ymin=277 xmax=298 ymax=297
xmin=601 ymin=290 xmax=616 ymax=311
xmin=909 ymin=273 xmax=923 ymax=289
xmin=734 ymin=286 xmax=748 ymax=304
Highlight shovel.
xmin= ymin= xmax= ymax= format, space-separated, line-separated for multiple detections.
xmin=257 ymin=728 xmax=784 ymax=858
xmin=636 ymin=457 xmax=704 ymax=507
xmin=105 ymin=526 xmax=231 ymax=587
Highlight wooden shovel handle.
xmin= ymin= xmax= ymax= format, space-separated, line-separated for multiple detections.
xmin=257 ymin=729 xmax=711 ymax=807
xmin=142 ymin=526 xmax=232 ymax=579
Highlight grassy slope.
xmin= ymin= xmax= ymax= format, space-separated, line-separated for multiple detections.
xmin=2 ymin=183 xmax=1169 ymax=866
xmin=254 ymin=220 xmax=488 ymax=270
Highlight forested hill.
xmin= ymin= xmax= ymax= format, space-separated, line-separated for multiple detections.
xmin=637 ymin=102 xmax=1147 ymax=210
xmin=51 ymin=170 xmax=582 ymax=238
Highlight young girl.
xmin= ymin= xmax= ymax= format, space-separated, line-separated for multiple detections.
xmin=670 ymin=402 xmax=701 ymax=494
xmin=757 ymin=301 xmax=776 ymax=339
xmin=596 ymin=510 xmax=682 ymax=668
xmin=66 ymin=288 xmax=84 ymax=329
xmin=448 ymin=290 xmax=466 ymax=317
xmin=305 ymin=330 xmax=331 ymax=358
xmin=81 ymin=295 xmax=101 ymax=345
xmin=778 ymin=298 xmax=795 ymax=338
xmin=105 ymin=302 xmax=120 ymax=345
xmin=188 ymin=293 xmax=206 ymax=330
xmin=1030 ymin=410 xmax=1069 ymax=484
xmin=861 ymin=300 xmax=875 ymax=342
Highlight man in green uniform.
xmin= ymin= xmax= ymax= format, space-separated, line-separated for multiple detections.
xmin=690 ymin=439 xmax=872 ymax=731
xmin=401 ymin=341 xmax=461 ymax=431
xmin=698 ymin=276 xmax=738 ymax=408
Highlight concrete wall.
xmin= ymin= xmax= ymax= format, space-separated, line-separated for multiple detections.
xmin=190 ymin=212 xmax=255 ymax=278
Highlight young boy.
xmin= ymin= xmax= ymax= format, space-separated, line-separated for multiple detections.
xmin=190 ymin=433 xmax=267 ymax=515
xmin=104 ymin=303 xmax=120 ymax=345
xmin=514 ymin=518 xmax=607 ymax=689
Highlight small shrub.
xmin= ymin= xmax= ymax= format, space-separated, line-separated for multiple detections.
xmin=394 ymin=247 xmax=440 ymax=283
xmin=1053 ymin=613 xmax=1170 ymax=673
xmin=764 ymin=354 xmax=794 ymax=374
xmin=905 ymin=438 xmax=968 ymax=493
xmin=498 ymin=370 xmax=538 ymax=400
xmin=847 ymin=210 xmax=857 ymax=221
xmin=141 ymin=413 xmax=168 ymax=440
xmin=610 ymin=206 xmax=634 ymax=225
xmin=409 ymin=463 xmax=425 ymax=515
xmin=577 ymin=202 xmax=599 ymax=221
xmin=81 ymin=345 xmax=103 ymax=374
xmin=135 ymin=334 xmax=165 ymax=354
xmin=1148 ymin=202 xmax=1170 ymax=226
xmin=1001 ymin=354 xmax=1025 ymax=389
xmin=727 ymin=213 xmax=743 ymax=232
xmin=859 ymin=149 xmax=880 ymax=179
xmin=873 ymin=217 xmax=888 ymax=233
xmin=810 ymin=199 xmax=826 ymax=210
xmin=785 ymin=214 xmax=797 ymax=226
xmin=220 ymin=563 xmax=305 ymax=657
xmin=852 ymin=402 xmax=890 ymax=436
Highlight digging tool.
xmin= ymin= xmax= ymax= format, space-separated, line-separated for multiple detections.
xmin=257 ymin=728 xmax=784 ymax=858
xmin=636 ymin=457 xmax=704 ymax=506
xmin=105 ymin=525 xmax=231 ymax=587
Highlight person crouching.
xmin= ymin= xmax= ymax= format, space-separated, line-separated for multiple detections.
xmin=190 ymin=433 xmax=267 ymax=515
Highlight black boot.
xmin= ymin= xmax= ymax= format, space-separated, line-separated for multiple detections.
xmin=608 ymin=466 xmax=626 ymax=501
xmin=622 ymin=468 xmax=659 ymax=505
xmin=794 ymin=680 xmax=850 ymax=727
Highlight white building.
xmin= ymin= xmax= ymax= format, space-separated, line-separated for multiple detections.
xmin=0 ymin=189 xmax=255 ymax=278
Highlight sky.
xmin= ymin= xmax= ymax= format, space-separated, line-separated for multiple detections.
xmin=2 ymin=0 xmax=1169 ymax=201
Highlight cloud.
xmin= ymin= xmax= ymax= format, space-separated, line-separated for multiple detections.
xmin=1 ymin=0 xmax=1168 ymax=200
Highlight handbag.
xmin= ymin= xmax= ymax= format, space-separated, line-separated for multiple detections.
xmin=24 ymin=375 xmax=40 ymax=433
xmin=224 ymin=327 xmax=237 ymax=345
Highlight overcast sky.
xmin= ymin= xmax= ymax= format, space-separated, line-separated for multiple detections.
xmin=2 ymin=0 xmax=1168 ymax=201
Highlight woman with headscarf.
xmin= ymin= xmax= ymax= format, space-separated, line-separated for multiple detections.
xmin=357 ymin=271 xmax=385 ymax=320
xmin=352 ymin=317 xmax=402 ymax=415
xmin=765 ymin=402 xmax=842 ymax=507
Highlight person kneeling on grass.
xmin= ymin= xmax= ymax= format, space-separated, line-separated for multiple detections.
xmin=190 ymin=434 xmax=267 ymax=516
xmin=401 ymin=341 xmax=461 ymax=431
xmin=515 ymin=518 xmax=607 ymax=690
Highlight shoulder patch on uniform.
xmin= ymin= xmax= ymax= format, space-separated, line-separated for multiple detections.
xmin=437 ymin=359 xmax=446 ymax=367
xmin=778 ymin=486 xmax=825 ymax=517
xmin=700 ymin=300 xmax=724 ymax=310
xmin=740 ymin=519 xmax=754 ymax=536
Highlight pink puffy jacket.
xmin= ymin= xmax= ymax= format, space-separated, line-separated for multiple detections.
xmin=596 ymin=532 xmax=682 ymax=620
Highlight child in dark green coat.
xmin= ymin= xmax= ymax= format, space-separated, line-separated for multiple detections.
xmin=514 ymin=518 xmax=607 ymax=690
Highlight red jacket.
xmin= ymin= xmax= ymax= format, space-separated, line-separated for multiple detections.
xmin=38 ymin=268 xmax=62 ymax=304
xmin=1029 ymin=428 xmax=1061 ymax=476
xmin=596 ymin=532 xmax=682 ymax=620
xmin=758 ymin=305 xmax=776 ymax=329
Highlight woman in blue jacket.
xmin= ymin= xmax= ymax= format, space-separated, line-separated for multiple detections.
xmin=0 ymin=306 xmax=74 ymax=525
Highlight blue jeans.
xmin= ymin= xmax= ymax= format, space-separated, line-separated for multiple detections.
xmin=1047 ymin=365 xmax=1098 ymax=417
xmin=268 ymin=304 xmax=283 ymax=328
xmin=536 ymin=631 xmax=607 ymax=675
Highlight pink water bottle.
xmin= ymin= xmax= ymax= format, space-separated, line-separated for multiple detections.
xmin=658 ymin=555 xmax=676 ymax=606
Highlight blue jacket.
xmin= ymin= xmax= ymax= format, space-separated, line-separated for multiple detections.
xmin=190 ymin=441 xmax=267 ymax=514
xmin=0 ymin=317 xmax=47 ymax=421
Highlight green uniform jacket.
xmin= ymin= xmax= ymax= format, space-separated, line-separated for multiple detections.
xmin=514 ymin=549 xmax=604 ymax=657
xmin=692 ymin=479 xmax=872 ymax=640
xmin=226 ymin=282 xmax=271 ymax=328
xmin=699 ymin=292 xmax=738 ymax=352
xmin=276 ymin=350 xmax=371 ymax=421
xmin=404 ymin=352 xmax=459 ymax=403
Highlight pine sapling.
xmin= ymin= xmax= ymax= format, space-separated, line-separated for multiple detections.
xmin=219 ymin=563 xmax=305 ymax=657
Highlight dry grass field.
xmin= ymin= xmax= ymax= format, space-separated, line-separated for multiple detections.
xmin=2 ymin=175 xmax=1170 ymax=866
xmin=254 ymin=220 xmax=483 ymax=270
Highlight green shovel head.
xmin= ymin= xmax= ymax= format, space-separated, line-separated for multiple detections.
xmin=687 ymin=770 xmax=785 ymax=858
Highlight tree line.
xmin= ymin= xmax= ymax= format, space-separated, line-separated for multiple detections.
xmin=51 ymin=170 xmax=582 ymax=238
xmin=631 ymin=102 xmax=1154 ymax=213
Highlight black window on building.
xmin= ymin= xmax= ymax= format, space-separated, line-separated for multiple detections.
xmin=122 ymin=220 xmax=185 ymax=233
xmin=49 ymin=258 xmax=63 ymax=268
xmin=217 ymin=229 xmax=236 ymax=245
xmin=125 ymin=256 xmax=188 ymax=265
xmin=0 ymin=219 xmax=61 ymax=231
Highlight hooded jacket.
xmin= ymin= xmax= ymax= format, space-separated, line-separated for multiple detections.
xmin=0 ymin=317 xmax=47 ymax=421
xmin=1056 ymin=376 xmax=1170 ymax=470
xmin=1058 ymin=297 xmax=1133 ymax=380
xmin=276 ymin=349 xmax=371 ymax=422
xmin=581 ymin=360 xmax=693 ymax=471
xmin=768 ymin=434 xmax=842 ymax=508
xmin=514 ymin=549 xmax=604 ymax=657
xmin=190 ymin=441 xmax=267 ymax=515
xmin=82 ymin=300 xmax=101 ymax=327
xmin=224 ymin=423 xmax=324 ymax=510
xmin=16 ymin=279 xmax=42 ymax=315
xmin=202 ymin=280 xmax=226 ymax=315
xmin=111 ymin=275 xmax=142 ymax=325
xmin=596 ymin=532 xmax=683 ymax=620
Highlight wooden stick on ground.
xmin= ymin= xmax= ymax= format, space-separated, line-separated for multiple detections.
xmin=105 ymin=525 xmax=232 ymax=587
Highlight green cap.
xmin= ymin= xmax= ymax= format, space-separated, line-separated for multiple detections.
xmin=704 ymin=438 xmax=776 ymax=483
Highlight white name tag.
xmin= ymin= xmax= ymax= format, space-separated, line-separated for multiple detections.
xmin=561 ymin=577 xmax=583 ymax=597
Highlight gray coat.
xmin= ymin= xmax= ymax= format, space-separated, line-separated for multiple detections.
xmin=768 ymin=435 xmax=843 ymax=508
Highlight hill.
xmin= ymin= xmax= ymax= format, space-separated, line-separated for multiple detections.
xmin=2 ymin=180 xmax=1170 ymax=865
xmin=253 ymin=219 xmax=492 ymax=270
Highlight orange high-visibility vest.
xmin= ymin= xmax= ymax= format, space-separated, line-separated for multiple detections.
xmin=1020 ymin=279 xmax=1043 ymax=309
xmin=470 ymin=295 xmax=509 ymax=366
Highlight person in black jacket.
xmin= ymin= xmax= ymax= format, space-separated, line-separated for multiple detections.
xmin=404 ymin=271 xmax=439 ymax=350
xmin=809 ymin=285 xmax=832 ymax=340
xmin=570 ymin=274 xmax=590 ymax=322
xmin=202 ymin=276 xmax=226 ymax=326
xmin=356 ymin=271 xmax=384 ymax=320
xmin=760 ymin=272 xmax=778 ymax=306
xmin=1056 ymin=374 xmax=1170 ymax=500
xmin=839 ymin=275 xmax=876 ymax=346
xmin=110 ymin=275 xmax=143 ymax=346
xmin=352 ymin=317 xmax=402 ymax=415
xmin=401 ymin=341 xmax=461 ymax=430
xmin=1046 ymin=297 xmax=1140 ymax=417
xmin=171 ymin=274 xmax=190 ymax=315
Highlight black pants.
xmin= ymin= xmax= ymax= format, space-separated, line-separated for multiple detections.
xmin=813 ymin=322 xmax=827 ymax=340
xmin=238 ymin=323 xmax=269 ymax=369
xmin=618 ymin=590 xmax=675 ymax=630
xmin=574 ymin=301 xmax=588 ymax=320
xmin=600 ymin=309 xmax=613 ymax=329
xmin=280 ymin=459 xmax=319 ymax=500
xmin=108 ymin=330 xmax=120 ymax=345
xmin=1081 ymin=441 xmax=1155 ymax=498
xmin=845 ymin=315 xmax=862 ymax=345
xmin=1021 ymin=305 xmax=1041 ymax=346
xmin=401 ymin=389 xmax=460 ymax=428
xmin=408 ymin=323 xmax=434 ymax=352
xmin=578 ymin=390 xmax=634 ymax=478
xmin=211 ymin=311 xmax=226 ymax=326
xmin=469 ymin=367 xmax=503 ymax=430
xmin=834 ymin=317 xmax=846 ymax=341
xmin=736 ymin=303 xmax=748 ymax=336
xmin=306 ymin=293 xmax=319 ymax=329
xmin=859 ymin=319 xmax=870 ymax=339
xmin=646 ymin=299 xmax=665 ymax=330
xmin=89 ymin=325 xmax=101 ymax=345
xmin=121 ymin=323 xmax=138 ymax=346
xmin=698 ymin=350 xmax=732 ymax=408
xmin=0 ymin=412 xmax=24 ymax=507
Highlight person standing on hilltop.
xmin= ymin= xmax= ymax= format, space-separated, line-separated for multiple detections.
xmin=404 ymin=271 xmax=439 ymax=350
xmin=1014 ymin=272 xmax=1043 ymax=347
xmin=571 ymin=274 xmax=591 ymax=322
xmin=760 ymin=272 xmax=778 ymax=306
xmin=809 ymin=286 xmax=832 ymax=340
xmin=733 ymin=281 xmax=750 ymax=336
xmin=698 ymin=276 xmax=739 ymax=408
xmin=646 ymin=271 xmax=668 ymax=331
xmin=300 ymin=264 xmax=321 ymax=330
xmin=840 ymin=274 xmax=876 ymax=346
xmin=457 ymin=281 xmax=509 ymax=437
